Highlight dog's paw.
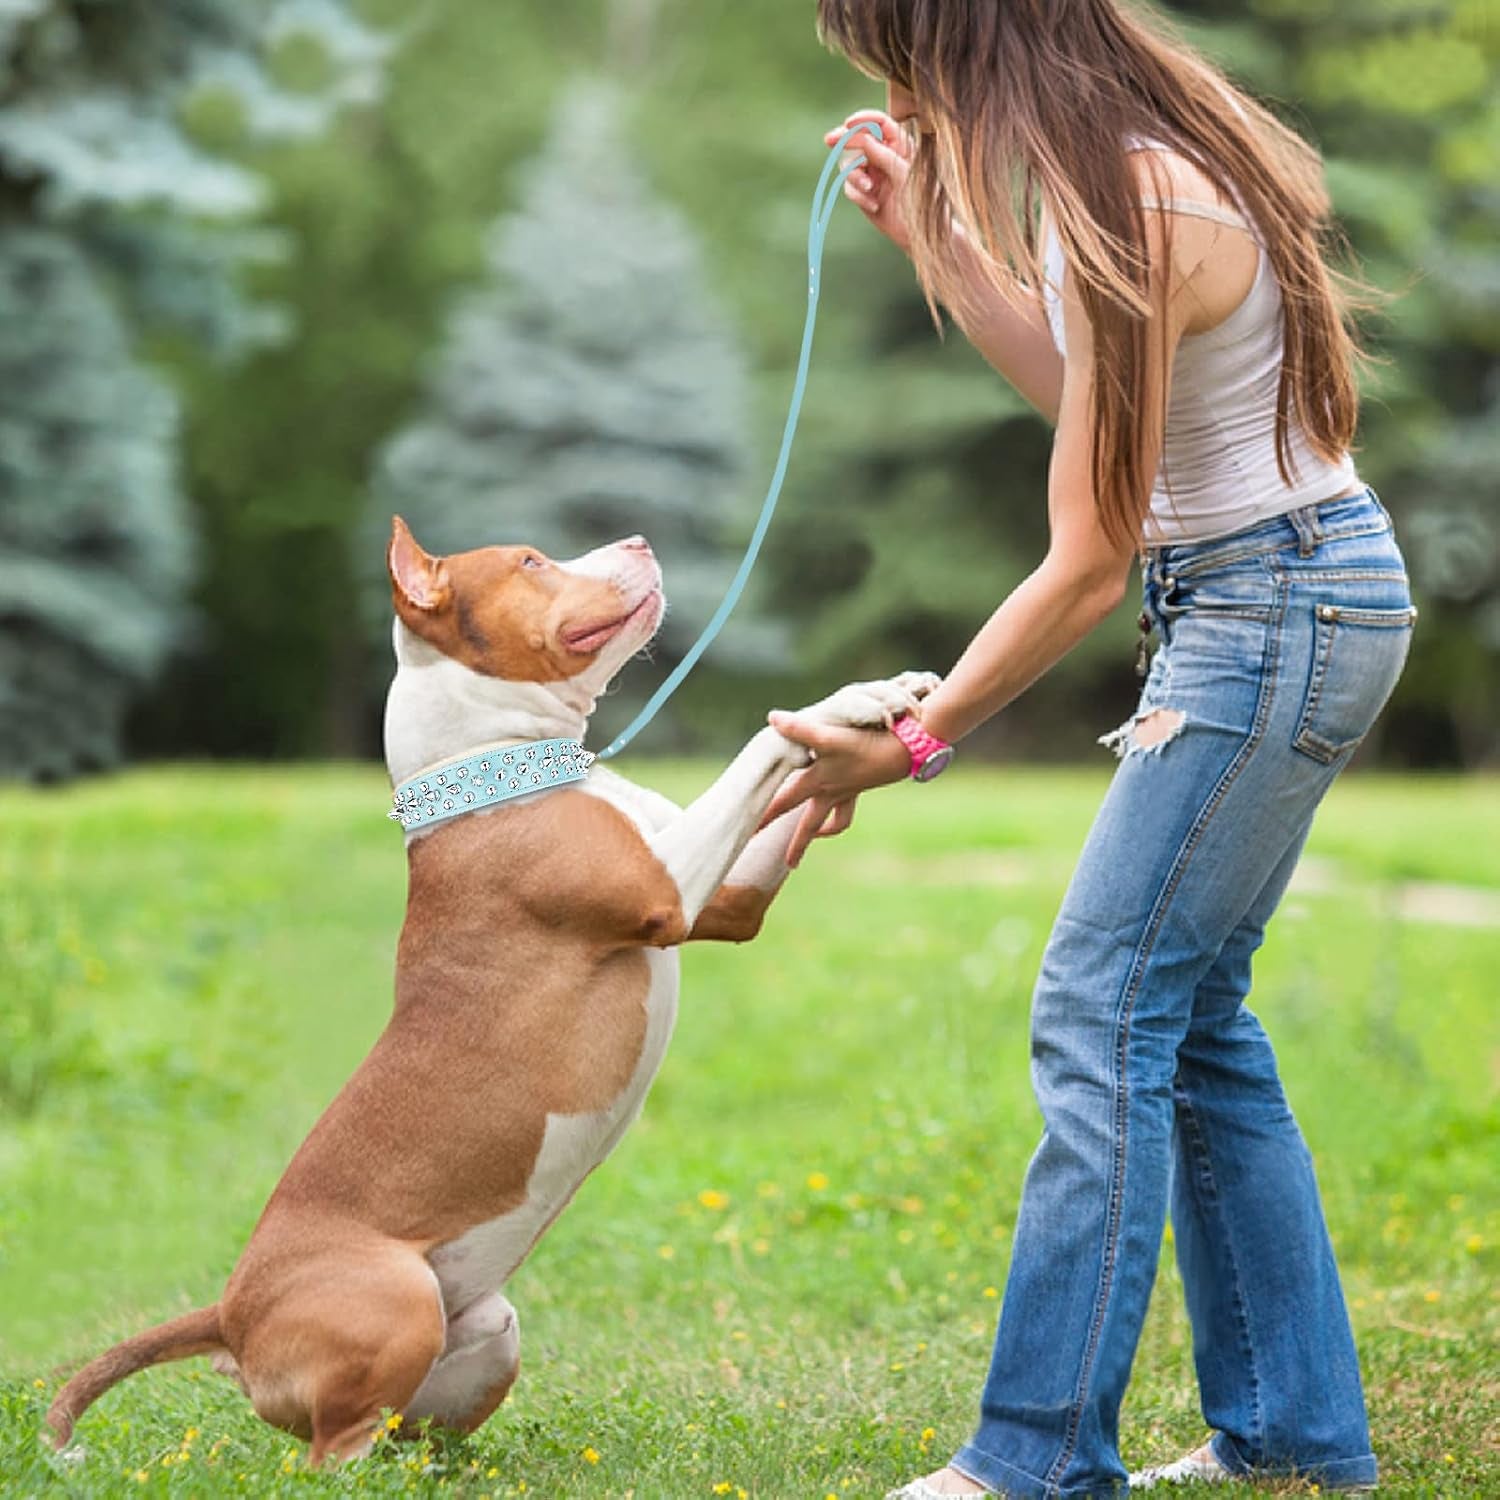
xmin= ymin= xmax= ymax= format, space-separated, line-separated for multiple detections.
xmin=889 ymin=669 xmax=942 ymax=703
xmin=799 ymin=670 xmax=942 ymax=730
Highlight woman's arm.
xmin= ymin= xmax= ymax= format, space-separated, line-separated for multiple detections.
xmin=830 ymin=109 xmax=1063 ymax=419
xmin=910 ymin=275 xmax=1142 ymax=743
xmin=764 ymin=195 xmax=1198 ymax=864
xmin=944 ymin=221 xmax=1064 ymax=422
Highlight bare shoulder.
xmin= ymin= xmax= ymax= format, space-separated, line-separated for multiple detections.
xmin=1129 ymin=145 xmax=1238 ymax=212
xmin=1128 ymin=146 xmax=1257 ymax=329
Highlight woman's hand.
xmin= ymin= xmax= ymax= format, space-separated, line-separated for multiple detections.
xmin=760 ymin=712 xmax=913 ymax=868
xmin=824 ymin=109 xmax=915 ymax=255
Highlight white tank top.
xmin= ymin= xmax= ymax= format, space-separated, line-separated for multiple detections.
xmin=1040 ymin=173 xmax=1359 ymax=545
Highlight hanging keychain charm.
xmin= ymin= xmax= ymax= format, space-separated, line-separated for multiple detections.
xmin=1135 ymin=610 xmax=1153 ymax=678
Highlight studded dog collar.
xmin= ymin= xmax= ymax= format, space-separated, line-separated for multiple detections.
xmin=388 ymin=738 xmax=595 ymax=833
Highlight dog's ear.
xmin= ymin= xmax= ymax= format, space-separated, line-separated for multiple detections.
xmin=389 ymin=516 xmax=451 ymax=614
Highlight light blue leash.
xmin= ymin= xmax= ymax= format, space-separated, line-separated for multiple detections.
xmin=595 ymin=121 xmax=885 ymax=761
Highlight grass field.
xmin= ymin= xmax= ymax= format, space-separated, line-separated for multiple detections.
xmin=0 ymin=764 xmax=1495 ymax=1498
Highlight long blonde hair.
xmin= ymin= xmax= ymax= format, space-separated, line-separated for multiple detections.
xmin=816 ymin=0 xmax=1368 ymax=544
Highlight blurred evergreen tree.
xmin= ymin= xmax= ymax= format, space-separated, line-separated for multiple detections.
xmin=0 ymin=232 xmax=191 ymax=780
xmin=0 ymin=0 xmax=382 ymax=780
xmin=364 ymin=75 xmax=774 ymax=750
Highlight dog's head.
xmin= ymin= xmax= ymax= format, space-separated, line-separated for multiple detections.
xmin=387 ymin=517 xmax=665 ymax=700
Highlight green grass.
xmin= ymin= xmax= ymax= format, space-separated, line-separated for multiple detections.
xmin=0 ymin=765 xmax=1496 ymax=1498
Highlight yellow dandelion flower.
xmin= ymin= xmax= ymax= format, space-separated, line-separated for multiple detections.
xmin=922 ymin=1427 xmax=936 ymax=1442
xmin=698 ymin=1189 xmax=730 ymax=1211
xmin=737 ymin=1490 xmax=748 ymax=1499
xmin=1465 ymin=1234 xmax=1482 ymax=1253
xmin=1444 ymin=1453 xmax=1456 ymax=1464
xmin=1423 ymin=1289 xmax=1441 ymax=1303
xmin=713 ymin=1483 xmax=733 ymax=1495
xmin=775 ymin=1398 xmax=788 ymax=1410
xmin=900 ymin=1195 xmax=924 ymax=1215
xmin=983 ymin=1286 xmax=999 ymax=1299
xmin=487 ymin=1466 xmax=500 ymax=1478
xmin=807 ymin=1171 xmax=830 ymax=1191
xmin=183 ymin=1426 xmax=199 ymax=1442
xmin=583 ymin=1446 xmax=601 ymax=1464
xmin=751 ymin=1238 xmax=771 ymax=1255
xmin=659 ymin=1245 xmax=676 ymax=1260
xmin=890 ymin=1361 xmax=905 ymax=1372
xmin=386 ymin=1412 xmax=403 ymax=1430
xmin=134 ymin=1471 xmax=150 ymax=1484
xmin=32 ymin=1378 xmax=46 ymax=1390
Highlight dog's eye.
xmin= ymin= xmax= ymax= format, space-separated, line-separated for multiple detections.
xmin=520 ymin=554 xmax=544 ymax=571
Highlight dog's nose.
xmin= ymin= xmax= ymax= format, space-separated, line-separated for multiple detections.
xmin=619 ymin=535 xmax=652 ymax=554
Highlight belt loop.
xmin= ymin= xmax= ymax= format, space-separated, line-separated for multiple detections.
xmin=1289 ymin=505 xmax=1321 ymax=558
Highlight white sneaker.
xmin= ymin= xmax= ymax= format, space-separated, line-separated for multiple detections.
xmin=1129 ymin=1443 xmax=1233 ymax=1488
xmin=886 ymin=1467 xmax=993 ymax=1498
xmin=1130 ymin=1442 xmax=1378 ymax=1493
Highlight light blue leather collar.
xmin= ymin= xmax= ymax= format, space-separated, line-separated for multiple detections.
xmin=389 ymin=738 xmax=594 ymax=833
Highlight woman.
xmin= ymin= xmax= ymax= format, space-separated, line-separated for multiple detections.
xmin=762 ymin=2 xmax=1414 ymax=1496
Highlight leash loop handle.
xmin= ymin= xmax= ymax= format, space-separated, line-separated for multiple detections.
xmin=596 ymin=122 xmax=884 ymax=760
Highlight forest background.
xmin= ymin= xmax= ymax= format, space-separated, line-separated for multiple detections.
xmin=3 ymin=0 xmax=1498 ymax=779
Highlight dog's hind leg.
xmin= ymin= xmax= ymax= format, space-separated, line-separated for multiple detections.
xmin=236 ymin=1250 xmax=446 ymax=1466
xmin=404 ymin=1292 xmax=520 ymax=1436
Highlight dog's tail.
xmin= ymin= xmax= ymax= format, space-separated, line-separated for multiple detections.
xmin=46 ymin=1303 xmax=224 ymax=1448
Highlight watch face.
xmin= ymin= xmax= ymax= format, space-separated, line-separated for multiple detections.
xmin=914 ymin=745 xmax=954 ymax=782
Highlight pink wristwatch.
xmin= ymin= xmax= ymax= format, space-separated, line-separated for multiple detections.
xmin=889 ymin=711 xmax=955 ymax=782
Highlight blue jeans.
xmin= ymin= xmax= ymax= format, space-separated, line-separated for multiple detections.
xmin=953 ymin=490 xmax=1413 ymax=1498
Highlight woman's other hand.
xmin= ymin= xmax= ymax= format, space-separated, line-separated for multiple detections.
xmin=760 ymin=712 xmax=913 ymax=867
xmin=824 ymin=109 xmax=915 ymax=254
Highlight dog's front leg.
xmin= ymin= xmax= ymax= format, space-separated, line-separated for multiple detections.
xmin=646 ymin=670 xmax=941 ymax=933
xmin=685 ymin=806 xmax=803 ymax=943
xmin=644 ymin=727 xmax=807 ymax=929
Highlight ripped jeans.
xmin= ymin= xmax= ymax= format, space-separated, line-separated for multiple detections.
xmin=953 ymin=490 xmax=1413 ymax=1499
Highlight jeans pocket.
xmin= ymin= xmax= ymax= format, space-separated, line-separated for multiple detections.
xmin=1292 ymin=602 xmax=1417 ymax=763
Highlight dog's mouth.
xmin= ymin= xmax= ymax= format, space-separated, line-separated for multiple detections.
xmin=561 ymin=588 xmax=663 ymax=655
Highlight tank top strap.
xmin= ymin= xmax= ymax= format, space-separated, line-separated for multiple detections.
xmin=1138 ymin=195 xmax=1255 ymax=236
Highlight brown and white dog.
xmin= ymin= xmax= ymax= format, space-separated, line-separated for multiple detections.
xmin=47 ymin=519 xmax=937 ymax=1465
